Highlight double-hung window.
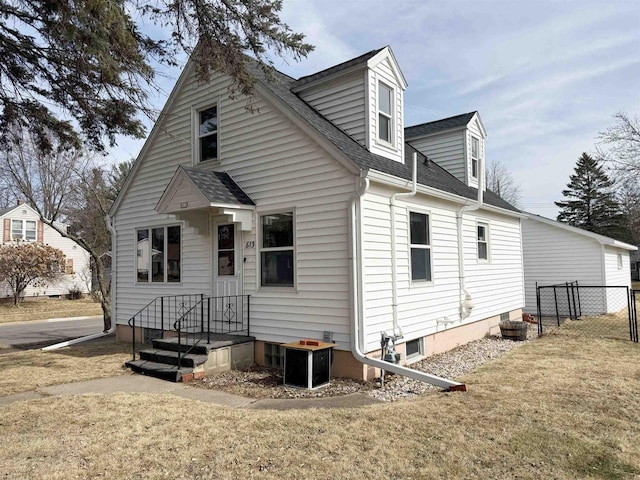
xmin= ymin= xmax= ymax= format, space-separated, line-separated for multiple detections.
xmin=136 ymin=225 xmax=181 ymax=283
xmin=260 ymin=212 xmax=294 ymax=287
xmin=10 ymin=219 xmax=36 ymax=241
xmin=409 ymin=212 xmax=432 ymax=282
xmin=471 ymin=137 xmax=480 ymax=179
xmin=477 ymin=222 xmax=489 ymax=262
xmin=378 ymin=82 xmax=393 ymax=144
xmin=198 ymin=106 xmax=218 ymax=162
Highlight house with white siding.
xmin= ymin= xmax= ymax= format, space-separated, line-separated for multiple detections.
xmin=111 ymin=46 xmax=526 ymax=381
xmin=522 ymin=214 xmax=636 ymax=315
xmin=0 ymin=203 xmax=91 ymax=299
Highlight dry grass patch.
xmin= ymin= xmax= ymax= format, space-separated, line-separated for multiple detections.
xmin=0 ymin=298 xmax=102 ymax=323
xmin=0 ymin=336 xmax=129 ymax=396
xmin=1 ymin=323 xmax=639 ymax=479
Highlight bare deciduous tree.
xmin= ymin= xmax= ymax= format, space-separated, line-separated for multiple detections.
xmin=597 ymin=112 xmax=640 ymax=181
xmin=485 ymin=159 xmax=522 ymax=207
xmin=1 ymin=129 xmax=114 ymax=330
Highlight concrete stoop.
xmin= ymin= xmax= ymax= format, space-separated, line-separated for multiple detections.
xmin=125 ymin=333 xmax=255 ymax=382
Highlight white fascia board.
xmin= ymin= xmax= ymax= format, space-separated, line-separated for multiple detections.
xmin=367 ymin=169 xmax=527 ymax=218
xmin=524 ymin=214 xmax=638 ymax=251
xmin=367 ymin=46 xmax=408 ymax=89
xmin=110 ymin=59 xmax=196 ymax=217
xmin=255 ymin=82 xmax=361 ymax=176
xmin=471 ymin=112 xmax=487 ymax=138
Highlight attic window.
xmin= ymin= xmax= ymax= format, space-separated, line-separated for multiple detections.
xmin=471 ymin=137 xmax=480 ymax=179
xmin=378 ymin=82 xmax=393 ymax=144
xmin=198 ymin=106 xmax=218 ymax=162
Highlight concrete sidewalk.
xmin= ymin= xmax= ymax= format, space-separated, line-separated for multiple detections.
xmin=0 ymin=374 xmax=382 ymax=410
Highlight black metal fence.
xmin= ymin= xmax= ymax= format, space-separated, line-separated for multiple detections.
xmin=536 ymin=282 xmax=638 ymax=342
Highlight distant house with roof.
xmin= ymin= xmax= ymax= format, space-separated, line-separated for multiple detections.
xmin=110 ymin=46 xmax=525 ymax=382
xmin=0 ymin=203 xmax=91 ymax=299
xmin=521 ymin=214 xmax=637 ymax=314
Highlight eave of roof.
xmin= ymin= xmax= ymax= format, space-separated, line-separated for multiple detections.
xmin=524 ymin=213 xmax=638 ymax=251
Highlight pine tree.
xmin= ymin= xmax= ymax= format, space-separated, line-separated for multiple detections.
xmin=555 ymin=153 xmax=631 ymax=242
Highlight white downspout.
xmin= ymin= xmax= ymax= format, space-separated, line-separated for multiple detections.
xmin=42 ymin=215 xmax=117 ymax=351
xmin=389 ymin=152 xmax=418 ymax=338
xmin=455 ymin=153 xmax=485 ymax=321
xmin=350 ymin=174 xmax=465 ymax=391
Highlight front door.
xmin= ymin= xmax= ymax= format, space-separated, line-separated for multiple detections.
xmin=213 ymin=222 xmax=242 ymax=298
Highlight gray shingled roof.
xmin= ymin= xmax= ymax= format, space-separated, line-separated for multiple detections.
xmin=291 ymin=47 xmax=385 ymax=90
xmin=405 ymin=112 xmax=477 ymax=139
xmin=181 ymin=167 xmax=255 ymax=206
xmin=251 ymin=63 xmax=519 ymax=213
xmin=0 ymin=206 xmax=14 ymax=217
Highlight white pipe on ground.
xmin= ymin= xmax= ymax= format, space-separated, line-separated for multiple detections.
xmin=350 ymin=175 xmax=465 ymax=391
xmin=42 ymin=215 xmax=117 ymax=351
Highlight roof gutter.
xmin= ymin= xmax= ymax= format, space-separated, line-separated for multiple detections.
xmin=349 ymin=174 xmax=466 ymax=391
xmin=42 ymin=215 xmax=117 ymax=351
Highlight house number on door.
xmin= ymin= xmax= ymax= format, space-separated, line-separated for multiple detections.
xmin=245 ymin=241 xmax=255 ymax=249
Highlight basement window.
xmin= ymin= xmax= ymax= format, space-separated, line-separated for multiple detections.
xmin=264 ymin=343 xmax=284 ymax=369
xmin=405 ymin=339 xmax=422 ymax=359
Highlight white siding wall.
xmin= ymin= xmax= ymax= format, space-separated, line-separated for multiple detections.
xmin=360 ymin=183 xmax=524 ymax=353
xmin=114 ymin=67 xmax=356 ymax=348
xmin=603 ymin=246 xmax=632 ymax=312
xmin=521 ymin=218 xmax=604 ymax=314
xmin=407 ymin=130 xmax=466 ymax=182
xmin=367 ymin=58 xmax=404 ymax=163
xmin=298 ymin=72 xmax=367 ymax=145
xmin=0 ymin=208 xmax=91 ymax=298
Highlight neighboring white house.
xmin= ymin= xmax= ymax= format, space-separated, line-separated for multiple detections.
xmin=0 ymin=203 xmax=91 ymax=298
xmin=522 ymin=214 xmax=637 ymax=315
xmin=110 ymin=46 xmax=526 ymax=380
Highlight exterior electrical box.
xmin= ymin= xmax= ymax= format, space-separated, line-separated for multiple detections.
xmin=283 ymin=340 xmax=334 ymax=389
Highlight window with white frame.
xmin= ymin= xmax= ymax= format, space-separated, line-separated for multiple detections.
xmin=264 ymin=343 xmax=284 ymax=368
xmin=198 ymin=105 xmax=218 ymax=163
xmin=409 ymin=212 xmax=432 ymax=282
xmin=10 ymin=219 xmax=37 ymax=241
xmin=378 ymin=82 xmax=393 ymax=144
xmin=260 ymin=212 xmax=294 ymax=287
xmin=405 ymin=338 xmax=422 ymax=359
xmin=617 ymin=253 xmax=623 ymax=270
xmin=136 ymin=225 xmax=181 ymax=283
xmin=471 ymin=137 xmax=480 ymax=179
xmin=477 ymin=222 xmax=489 ymax=261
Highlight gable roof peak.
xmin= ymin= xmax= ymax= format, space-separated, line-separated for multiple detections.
xmin=405 ymin=111 xmax=480 ymax=138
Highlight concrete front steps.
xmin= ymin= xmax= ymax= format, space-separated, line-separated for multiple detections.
xmin=125 ymin=333 xmax=255 ymax=382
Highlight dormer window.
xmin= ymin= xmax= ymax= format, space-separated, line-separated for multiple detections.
xmin=198 ymin=106 xmax=218 ymax=163
xmin=471 ymin=137 xmax=480 ymax=178
xmin=378 ymin=82 xmax=393 ymax=144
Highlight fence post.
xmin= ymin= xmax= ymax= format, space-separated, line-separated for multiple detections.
xmin=161 ymin=297 xmax=164 ymax=338
xmin=200 ymin=293 xmax=204 ymax=336
xmin=575 ymin=281 xmax=582 ymax=317
xmin=536 ymin=282 xmax=542 ymax=336
xmin=553 ymin=286 xmax=560 ymax=327
xmin=565 ymin=282 xmax=573 ymax=320
xmin=247 ymin=295 xmax=250 ymax=337
xmin=207 ymin=297 xmax=211 ymax=344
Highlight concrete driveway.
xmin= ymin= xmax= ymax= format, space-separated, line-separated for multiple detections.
xmin=0 ymin=316 xmax=104 ymax=346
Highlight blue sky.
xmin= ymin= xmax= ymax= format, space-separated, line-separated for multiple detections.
xmin=110 ymin=0 xmax=640 ymax=217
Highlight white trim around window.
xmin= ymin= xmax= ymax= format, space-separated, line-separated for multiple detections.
xmin=471 ymin=136 xmax=480 ymax=179
xmin=10 ymin=219 xmax=37 ymax=242
xmin=477 ymin=221 xmax=490 ymax=263
xmin=408 ymin=209 xmax=433 ymax=284
xmin=135 ymin=224 xmax=182 ymax=284
xmin=257 ymin=209 xmax=297 ymax=290
xmin=192 ymin=101 xmax=220 ymax=165
xmin=377 ymin=81 xmax=394 ymax=146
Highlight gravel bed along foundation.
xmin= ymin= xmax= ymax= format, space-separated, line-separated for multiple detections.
xmin=192 ymin=323 xmax=538 ymax=402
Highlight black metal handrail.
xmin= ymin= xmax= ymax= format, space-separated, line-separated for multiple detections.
xmin=128 ymin=294 xmax=204 ymax=360
xmin=174 ymin=294 xmax=251 ymax=365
